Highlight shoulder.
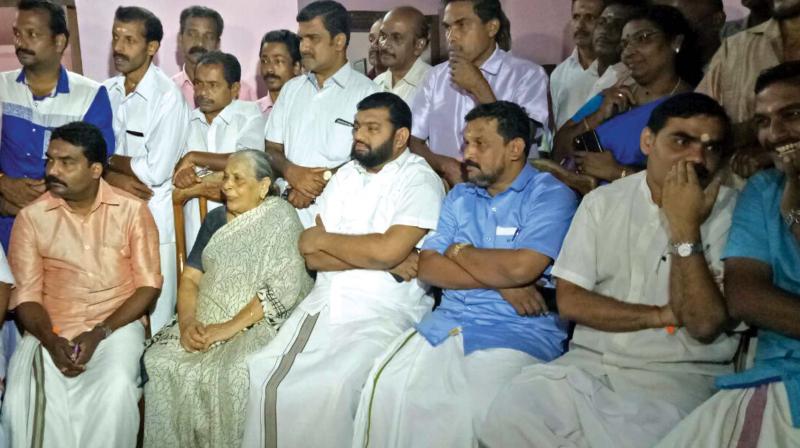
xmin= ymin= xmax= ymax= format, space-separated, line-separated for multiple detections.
xmin=346 ymin=70 xmax=380 ymax=94
xmin=17 ymin=193 xmax=55 ymax=220
xmin=582 ymin=172 xmax=642 ymax=211
xmin=503 ymin=52 xmax=546 ymax=77
xmin=64 ymin=70 xmax=101 ymax=92
xmin=263 ymin=197 xmax=303 ymax=227
xmin=745 ymin=168 xmax=783 ymax=193
xmin=280 ymin=75 xmax=306 ymax=94
xmin=107 ymin=185 xmax=149 ymax=210
xmin=0 ymin=69 xmax=21 ymax=83
xmin=230 ymin=100 xmax=263 ymax=118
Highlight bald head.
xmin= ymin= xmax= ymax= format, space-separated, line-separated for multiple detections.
xmin=379 ymin=6 xmax=429 ymax=72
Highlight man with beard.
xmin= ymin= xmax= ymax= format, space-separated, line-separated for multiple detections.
xmin=172 ymin=6 xmax=256 ymax=108
xmin=103 ymin=6 xmax=190 ymax=333
xmin=373 ymin=6 xmax=432 ymax=105
xmin=367 ymin=17 xmax=387 ymax=79
xmin=351 ymin=101 xmax=578 ymax=447
xmin=551 ymin=0 xmax=605 ymax=128
xmin=0 ymin=0 xmax=114 ymax=250
xmin=263 ymin=0 xmax=377 ymax=227
xmin=699 ymin=0 xmax=800 ymax=181
xmin=173 ymin=51 xmax=266 ymax=252
xmin=410 ymin=0 xmax=549 ymax=187
xmin=242 ymin=92 xmax=444 ymax=447
xmin=479 ymin=93 xmax=740 ymax=448
xmin=656 ymin=61 xmax=800 ymax=448
xmin=255 ymin=29 xmax=302 ymax=118
xmin=1 ymin=121 xmax=161 ymax=448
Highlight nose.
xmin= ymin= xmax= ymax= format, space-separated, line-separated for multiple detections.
xmin=113 ymin=39 xmax=124 ymax=54
xmin=683 ymin=143 xmax=707 ymax=165
xmin=299 ymin=38 xmax=311 ymax=55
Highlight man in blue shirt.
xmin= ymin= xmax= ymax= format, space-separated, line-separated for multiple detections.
xmin=351 ymin=101 xmax=578 ymax=447
xmin=0 ymin=0 xmax=114 ymax=252
xmin=657 ymin=62 xmax=800 ymax=447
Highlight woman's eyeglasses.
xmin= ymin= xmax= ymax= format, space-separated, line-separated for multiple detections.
xmin=620 ymin=30 xmax=664 ymax=51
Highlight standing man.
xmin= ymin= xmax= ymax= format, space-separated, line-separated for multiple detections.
xmin=172 ymin=6 xmax=256 ymax=108
xmin=367 ymin=17 xmax=386 ymax=79
xmin=2 ymin=122 xmax=161 ymax=448
xmin=264 ymin=0 xmax=377 ymax=227
xmin=373 ymin=6 xmax=432 ymax=105
xmin=652 ymin=0 xmax=726 ymax=68
xmin=256 ymin=29 xmax=302 ymax=118
xmin=0 ymin=0 xmax=114 ymax=251
xmin=721 ymin=0 xmax=773 ymax=38
xmin=173 ymin=51 xmax=266 ymax=252
xmin=103 ymin=6 xmax=190 ymax=333
xmin=550 ymin=0 xmax=605 ymax=128
xmin=410 ymin=0 xmax=549 ymax=186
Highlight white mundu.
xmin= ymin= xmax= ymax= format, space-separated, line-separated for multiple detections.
xmin=264 ymin=63 xmax=378 ymax=227
xmin=103 ymin=64 xmax=190 ymax=333
xmin=373 ymin=57 xmax=431 ymax=105
xmin=183 ymin=100 xmax=266 ymax=252
xmin=480 ymin=173 xmax=740 ymax=448
xmin=242 ymin=149 xmax=445 ymax=448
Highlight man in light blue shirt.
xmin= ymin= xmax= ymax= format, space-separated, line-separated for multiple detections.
xmin=351 ymin=101 xmax=578 ymax=448
xmin=657 ymin=61 xmax=800 ymax=448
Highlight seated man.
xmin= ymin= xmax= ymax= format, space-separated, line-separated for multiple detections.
xmin=1 ymin=122 xmax=161 ymax=448
xmin=241 ymin=92 xmax=445 ymax=448
xmin=480 ymin=93 xmax=741 ymax=448
xmin=657 ymin=62 xmax=800 ymax=448
xmin=352 ymin=101 xmax=579 ymax=447
xmin=172 ymin=50 xmax=267 ymax=252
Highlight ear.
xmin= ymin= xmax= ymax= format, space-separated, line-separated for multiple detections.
xmin=507 ymin=136 xmax=526 ymax=162
xmin=55 ymin=34 xmax=68 ymax=54
xmin=230 ymin=81 xmax=241 ymax=99
xmin=671 ymin=34 xmax=685 ymax=53
xmin=292 ymin=61 xmax=302 ymax=76
xmin=259 ymin=177 xmax=272 ymax=199
xmin=413 ymin=37 xmax=428 ymax=56
xmin=333 ymin=33 xmax=347 ymax=53
xmin=90 ymin=162 xmax=104 ymax=180
xmin=394 ymin=127 xmax=410 ymax=150
xmin=640 ymin=127 xmax=655 ymax=156
xmin=486 ymin=18 xmax=500 ymax=40
xmin=146 ymin=40 xmax=160 ymax=57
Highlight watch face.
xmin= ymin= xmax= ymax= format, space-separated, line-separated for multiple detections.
xmin=677 ymin=244 xmax=692 ymax=257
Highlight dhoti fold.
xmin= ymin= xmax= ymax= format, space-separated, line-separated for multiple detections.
xmin=150 ymin=242 xmax=176 ymax=333
xmin=2 ymin=321 xmax=144 ymax=448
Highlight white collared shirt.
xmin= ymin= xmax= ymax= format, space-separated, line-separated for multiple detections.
xmin=103 ymin=64 xmax=190 ymax=244
xmin=373 ymin=57 xmax=432 ymax=105
xmin=552 ymin=172 xmax=739 ymax=377
xmin=299 ymin=149 xmax=445 ymax=324
xmin=186 ymin=99 xmax=266 ymax=154
xmin=585 ymin=61 xmax=631 ymax=100
xmin=550 ymin=48 xmax=599 ymax=128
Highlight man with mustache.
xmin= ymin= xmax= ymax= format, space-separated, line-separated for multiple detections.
xmin=103 ymin=6 xmax=190 ymax=333
xmin=263 ymin=0 xmax=377 ymax=227
xmin=351 ymin=101 xmax=577 ymax=447
xmin=366 ymin=17 xmax=387 ymax=79
xmin=173 ymin=51 xmax=266 ymax=253
xmin=0 ymin=0 xmax=114 ymax=250
xmin=373 ymin=6 xmax=432 ymax=105
xmin=480 ymin=93 xmax=741 ymax=448
xmin=243 ymin=92 xmax=444 ymax=447
xmin=1 ymin=121 xmax=161 ymax=448
xmin=255 ymin=29 xmax=302 ymax=118
xmin=656 ymin=61 xmax=800 ymax=448
xmin=551 ymin=0 xmax=605 ymax=128
xmin=409 ymin=0 xmax=549 ymax=187
xmin=171 ymin=6 xmax=256 ymax=108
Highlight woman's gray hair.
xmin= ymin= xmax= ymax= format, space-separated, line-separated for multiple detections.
xmin=232 ymin=149 xmax=278 ymax=196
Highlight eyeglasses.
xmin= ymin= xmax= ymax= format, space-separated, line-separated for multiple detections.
xmin=620 ymin=30 xmax=664 ymax=51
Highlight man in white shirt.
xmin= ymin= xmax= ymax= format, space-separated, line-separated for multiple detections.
xmin=480 ymin=93 xmax=741 ymax=448
xmin=103 ymin=6 xmax=190 ymax=333
xmin=373 ymin=6 xmax=432 ymax=105
xmin=242 ymin=92 xmax=444 ymax=448
xmin=172 ymin=51 xmax=266 ymax=253
xmin=256 ymin=30 xmax=302 ymax=118
xmin=264 ymin=0 xmax=378 ymax=227
xmin=550 ymin=0 xmax=604 ymax=128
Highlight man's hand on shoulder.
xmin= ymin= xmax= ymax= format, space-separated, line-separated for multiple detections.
xmin=0 ymin=176 xmax=45 ymax=209
xmin=105 ymin=171 xmax=153 ymax=201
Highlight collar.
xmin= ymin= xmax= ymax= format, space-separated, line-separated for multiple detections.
xmin=353 ymin=148 xmax=412 ymax=176
xmin=175 ymin=65 xmax=192 ymax=86
xmin=44 ymin=178 xmax=122 ymax=213
xmin=472 ymin=163 xmax=536 ymax=198
xmin=305 ymin=61 xmax=352 ymax=90
xmin=400 ymin=57 xmax=430 ymax=87
xmin=16 ymin=65 xmax=70 ymax=95
xmin=111 ymin=63 xmax=159 ymax=101
xmin=480 ymin=45 xmax=505 ymax=76
xmin=190 ymin=99 xmax=238 ymax=125
xmin=748 ymin=18 xmax=780 ymax=40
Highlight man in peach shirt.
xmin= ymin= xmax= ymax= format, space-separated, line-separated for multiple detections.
xmin=1 ymin=122 xmax=162 ymax=448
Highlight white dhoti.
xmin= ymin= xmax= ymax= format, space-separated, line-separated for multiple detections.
xmin=478 ymin=349 xmax=717 ymax=448
xmin=2 ymin=321 xmax=144 ymax=448
xmin=655 ymin=383 xmax=800 ymax=448
xmin=150 ymin=242 xmax=176 ymax=333
xmin=242 ymin=304 xmax=423 ymax=448
xmin=351 ymin=331 xmax=537 ymax=448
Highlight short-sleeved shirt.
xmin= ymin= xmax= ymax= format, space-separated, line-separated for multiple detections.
xmin=716 ymin=169 xmax=800 ymax=426
xmin=418 ymin=164 xmax=578 ymax=360
xmin=0 ymin=66 xmax=115 ymax=251
xmin=552 ymin=172 xmax=739 ymax=376
xmin=186 ymin=206 xmax=227 ymax=272
xmin=8 ymin=179 xmax=162 ymax=340
xmin=373 ymin=57 xmax=432 ymax=105
xmin=550 ymin=48 xmax=599 ymax=128
xmin=411 ymin=46 xmax=549 ymax=160
xmin=299 ymin=149 xmax=445 ymax=325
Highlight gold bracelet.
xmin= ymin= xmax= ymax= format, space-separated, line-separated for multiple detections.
xmin=582 ymin=118 xmax=591 ymax=132
xmin=449 ymin=242 xmax=471 ymax=260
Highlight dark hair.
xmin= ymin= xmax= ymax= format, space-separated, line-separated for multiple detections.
xmin=50 ymin=122 xmax=108 ymax=168
xmin=625 ymin=4 xmax=703 ymax=87
xmin=260 ymin=29 xmax=301 ymax=64
xmin=646 ymin=92 xmax=732 ymax=150
xmin=357 ymin=92 xmax=412 ymax=132
xmin=179 ymin=6 xmax=223 ymax=39
xmin=114 ymin=6 xmax=163 ymax=44
xmin=296 ymin=1 xmax=351 ymax=46
xmin=465 ymin=101 xmax=532 ymax=156
xmin=196 ymin=51 xmax=241 ymax=85
xmin=17 ymin=0 xmax=69 ymax=41
xmin=755 ymin=61 xmax=800 ymax=94
xmin=442 ymin=0 xmax=511 ymax=51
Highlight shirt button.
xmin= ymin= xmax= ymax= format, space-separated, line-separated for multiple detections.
xmin=31 ymin=129 xmax=35 ymax=133
xmin=485 ymin=237 xmax=491 ymax=242
xmin=491 ymin=207 xmax=496 ymax=212
xmin=84 ymin=245 xmax=90 ymax=250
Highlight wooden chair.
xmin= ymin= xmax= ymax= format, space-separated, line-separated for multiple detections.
xmin=172 ymin=188 xmax=211 ymax=285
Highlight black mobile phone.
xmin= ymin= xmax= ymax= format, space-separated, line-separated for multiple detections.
xmin=573 ymin=129 xmax=604 ymax=153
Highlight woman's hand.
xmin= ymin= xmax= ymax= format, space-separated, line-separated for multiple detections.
xmin=179 ymin=318 xmax=206 ymax=353
xmin=596 ymin=84 xmax=634 ymax=122
xmin=201 ymin=322 xmax=239 ymax=351
xmin=574 ymin=151 xmax=625 ymax=181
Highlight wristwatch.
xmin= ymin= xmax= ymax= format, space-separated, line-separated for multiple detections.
xmin=323 ymin=170 xmax=333 ymax=181
xmin=784 ymin=209 xmax=800 ymax=227
xmin=94 ymin=323 xmax=113 ymax=340
xmin=671 ymin=241 xmax=704 ymax=258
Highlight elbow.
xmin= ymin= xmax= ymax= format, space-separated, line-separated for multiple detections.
xmin=682 ymin=311 xmax=728 ymax=344
xmin=417 ymin=251 xmax=439 ymax=285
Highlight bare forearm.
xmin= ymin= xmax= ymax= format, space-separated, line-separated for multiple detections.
xmin=453 ymin=247 xmax=550 ymax=289
xmin=727 ymin=263 xmax=800 ymax=338
xmin=304 ymin=251 xmax=358 ymax=272
xmin=552 ymin=120 xmax=584 ymax=163
xmin=108 ymin=155 xmax=137 ymax=178
xmin=0 ymin=283 xmax=10 ymax=323
xmin=317 ymin=233 xmax=412 ymax=270
xmin=102 ymin=286 xmax=160 ymax=331
xmin=669 ymin=255 xmax=730 ymax=342
xmin=184 ymin=151 xmax=231 ymax=171
xmin=471 ymin=80 xmax=497 ymax=105
xmin=176 ymin=277 xmax=200 ymax=324
xmin=557 ymin=281 xmax=662 ymax=332
xmin=173 ymin=177 xmax=224 ymax=204
xmin=409 ymin=137 xmax=446 ymax=173
xmin=228 ymin=297 xmax=264 ymax=332
xmin=418 ymin=251 xmax=488 ymax=289
xmin=265 ymin=142 xmax=291 ymax=177
xmin=15 ymin=302 xmax=55 ymax=343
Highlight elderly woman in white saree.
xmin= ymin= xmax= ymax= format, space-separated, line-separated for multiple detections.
xmin=142 ymin=150 xmax=313 ymax=447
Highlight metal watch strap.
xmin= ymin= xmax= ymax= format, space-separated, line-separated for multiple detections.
xmin=784 ymin=209 xmax=800 ymax=227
